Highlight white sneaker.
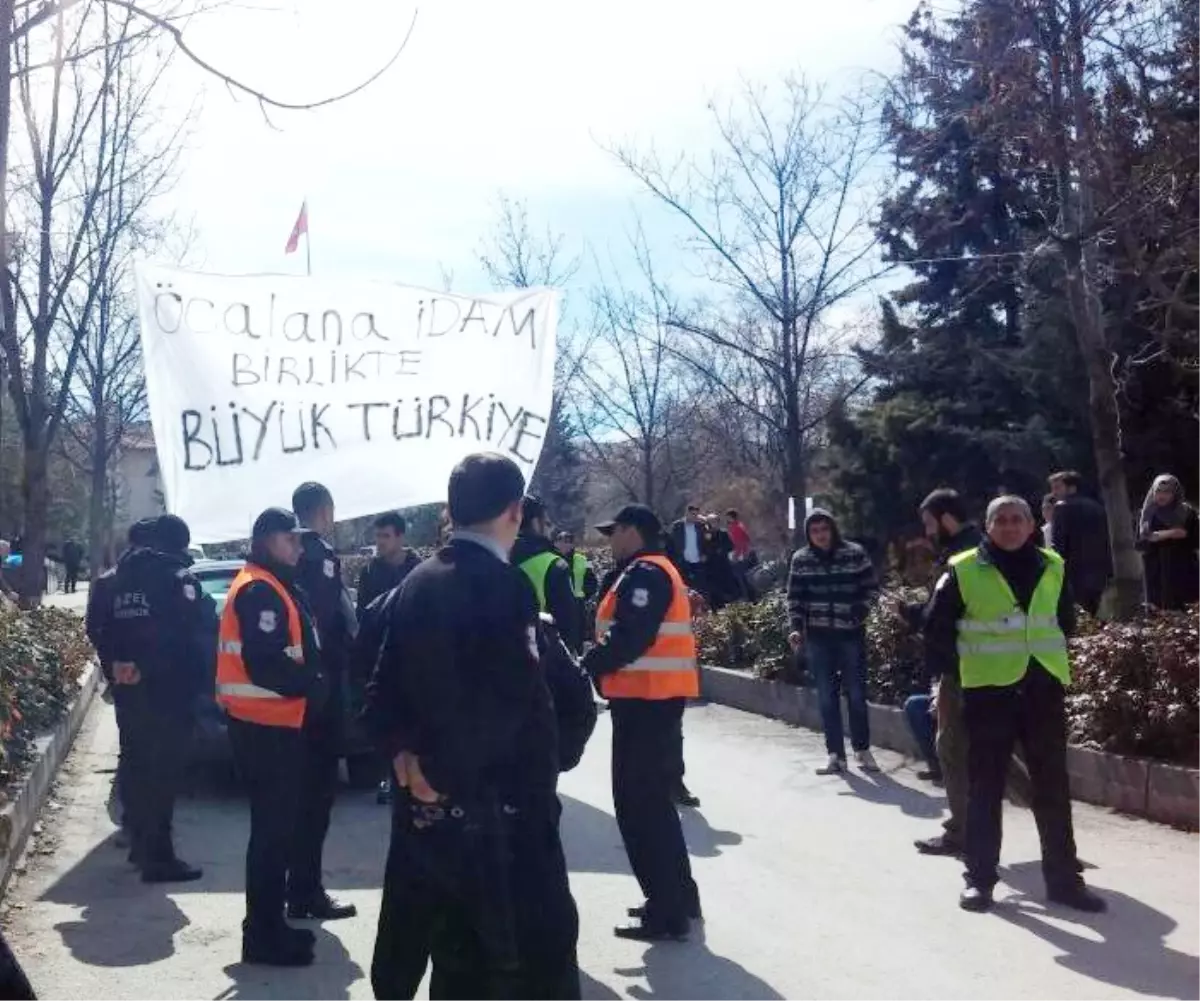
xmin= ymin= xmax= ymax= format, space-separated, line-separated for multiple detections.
xmin=815 ymin=753 xmax=845 ymax=776
xmin=855 ymin=749 xmax=880 ymax=772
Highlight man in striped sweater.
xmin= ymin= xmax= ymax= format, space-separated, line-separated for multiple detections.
xmin=786 ymin=509 xmax=881 ymax=775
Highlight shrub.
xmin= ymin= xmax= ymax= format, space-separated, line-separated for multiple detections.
xmin=0 ymin=605 xmax=92 ymax=794
xmin=1067 ymin=608 xmax=1198 ymax=764
xmin=695 ymin=590 xmax=793 ymax=680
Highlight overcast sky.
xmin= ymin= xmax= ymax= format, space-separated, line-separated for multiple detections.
xmin=165 ymin=0 xmax=916 ymax=303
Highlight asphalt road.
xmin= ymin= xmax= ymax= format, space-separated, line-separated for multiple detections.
xmin=3 ymin=694 xmax=1198 ymax=1000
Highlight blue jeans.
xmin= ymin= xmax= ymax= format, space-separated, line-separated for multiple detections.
xmin=903 ymin=694 xmax=939 ymax=772
xmin=807 ymin=632 xmax=870 ymax=757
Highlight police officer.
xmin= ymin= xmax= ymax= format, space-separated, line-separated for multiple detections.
xmin=924 ymin=495 xmax=1105 ymax=914
xmin=289 ymin=482 xmax=357 ymax=922
xmin=109 ymin=514 xmax=214 ymax=882
xmin=583 ymin=504 xmax=701 ymax=942
xmin=513 ymin=495 xmax=582 ymax=653
xmin=218 ymin=508 xmax=327 ymax=966
xmin=364 ymin=452 xmax=580 ymax=999
xmin=86 ymin=518 xmax=158 ymax=838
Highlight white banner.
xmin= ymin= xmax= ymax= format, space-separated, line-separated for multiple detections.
xmin=135 ymin=265 xmax=558 ymax=543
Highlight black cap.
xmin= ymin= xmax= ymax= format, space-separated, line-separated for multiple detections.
xmin=252 ymin=507 xmax=304 ymax=541
xmin=155 ymin=514 xmax=191 ymax=553
xmin=595 ymin=503 xmax=662 ymax=538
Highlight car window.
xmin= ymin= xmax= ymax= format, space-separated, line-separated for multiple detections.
xmin=195 ymin=570 xmax=238 ymax=598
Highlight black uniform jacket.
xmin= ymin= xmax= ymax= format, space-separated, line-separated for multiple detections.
xmin=109 ymin=547 xmax=216 ymax=711
xmin=582 ymin=549 xmax=674 ymax=681
xmin=297 ymin=531 xmax=354 ymax=678
xmin=231 ymin=556 xmax=327 ymax=713
xmin=364 ymin=537 xmax=558 ymax=808
xmin=512 ymin=532 xmax=583 ymax=654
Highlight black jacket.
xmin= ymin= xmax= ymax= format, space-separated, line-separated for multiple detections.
xmin=356 ymin=551 xmax=422 ymax=617
xmin=1050 ymin=493 xmax=1112 ymax=598
xmin=924 ymin=539 xmax=1076 ymax=683
xmin=511 ymin=533 xmax=582 ymax=654
xmin=669 ymin=519 xmax=714 ymax=567
xmin=231 ymin=556 xmax=328 ymax=713
xmin=901 ymin=523 xmax=984 ymax=633
xmin=364 ymin=538 xmax=558 ymax=808
xmin=85 ymin=567 xmax=119 ymax=681
xmin=296 ymin=531 xmax=354 ymax=676
xmin=109 ymin=547 xmax=217 ymax=711
xmin=581 ymin=549 xmax=674 ymax=683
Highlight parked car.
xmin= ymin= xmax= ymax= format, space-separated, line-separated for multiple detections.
xmin=190 ymin=558 xmax=376 ymax=785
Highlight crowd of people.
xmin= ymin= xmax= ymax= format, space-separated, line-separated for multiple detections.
xmin=43 ymin=457 xmax=1196 ymax=998
xmin=76 ymin=455 xmax=707 ymax=997
xmin=784 ymin=467 xmax=1196 ymax=916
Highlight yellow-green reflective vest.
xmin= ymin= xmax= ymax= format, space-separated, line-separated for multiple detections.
xmin=569 ymin=552 xmax=590 ymax=599
xmin=519 ymin=551 xmax=563 ymax=613
xmin=950 ymin=547 xmax=1071 ymax=689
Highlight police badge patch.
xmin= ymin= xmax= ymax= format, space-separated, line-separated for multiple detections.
xmin=323 ymin=559 xmax=335 ymax=579
xmin=259 ymin=610 xmax=278 ymax=632
xmin=182 ymin=583 xmax=196 ymax=601
xmin=631 ymin=588 xmax=650 ymax=608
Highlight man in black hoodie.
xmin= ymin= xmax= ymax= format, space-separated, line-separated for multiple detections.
xmin=109 ymin=514 xmax=215 ymax=882
xmin=786 ymin=509 xmax=879 ymax=775
xmin=924 ymin=495 xmax=1103 ymax=914
xmin=513 ymin=495 xmax=582 ymax=653
xmin=290 ymin=482 xmax=357 ymax=922
xmin=904 ymin=489 xmax=983 ymax=858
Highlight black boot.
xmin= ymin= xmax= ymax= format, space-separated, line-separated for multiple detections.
xmin=1047 ymin=882 xmax=1107 ymax=913
xmin=959 ymin=885 xmax=994 ymax=912
xmin=242 ymin=924 xmax=314 ymax=968
xmin=287 ymin=891 xmax=357 ymax=921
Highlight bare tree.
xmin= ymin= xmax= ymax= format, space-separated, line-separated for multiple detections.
xmin=612 ymin=75 xmax=881 ymax=539
xmin=476 ymin=192 xmax=587 ymax=524
xmin=570 ymin=226 xmax=697 ymax=513
xmin=0 ymin=0 xmax=417 ymax=600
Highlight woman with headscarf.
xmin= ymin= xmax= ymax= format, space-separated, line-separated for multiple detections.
xmin=1139 ymin=474 xmax=1199 ymax=610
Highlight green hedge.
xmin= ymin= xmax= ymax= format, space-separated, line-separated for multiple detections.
xmin=696 ymin=588 xmax=1199 ymax=766
xmin=0 ymin=605 xmax=93 ymax=795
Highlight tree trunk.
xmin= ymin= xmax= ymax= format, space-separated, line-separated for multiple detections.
xmin=19 ymin=439 xmax=47 ymax=605
xmin=88 ymin=412 xmax=108 ymax=582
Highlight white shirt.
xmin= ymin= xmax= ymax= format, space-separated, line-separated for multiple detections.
xmin=683 ymin=522 xmax=701 ymax=564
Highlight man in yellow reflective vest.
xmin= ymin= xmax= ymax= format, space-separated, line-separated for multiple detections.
xmin=583 ymin=504 xmax=701 ymax=942
xmin=513 ymin=495 xmax=582 ymax=652
xmin=217 ymin=508 xmax=329 ymax=966
xmin=924 ymin=495 xmax=1105 ymax=914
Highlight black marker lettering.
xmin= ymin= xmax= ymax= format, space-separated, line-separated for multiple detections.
xmin=460 ymin=298 xmax=488 ymax=333
xmin=502 ymin=304 xmax=538 ymax=349
xmin=322 ymin=310 xmax=344 ymax=347
xmin=304 ymin=357 xmax=325 ymax=387
xmin=392 ymin=398 xmax=423 ymax=439
xmin=509 ymin=411 xmax=547 ymax=463
xmin=344 ymin=353 xmax=368 ymax=381
xmin=283 ymin=311 xmax=313 ymax=343
xmin=279 ymin=403 xmax=307 ymax=454
xmin=352 ymin=312 xmax=386 ymax=342
xmin=232 ymin=353 xmax=261 ymax=386
xmin=426 ymin=395 xmax=454 ymax=438
xmin=459 ymin=394 xmax=483 ymax=439
xmin=277 ymin=356 xmax=301 ymax=385
xmin=310 ymin=404 xmax=335 ymax=449
xmin=397 ymin=350 xmax=421 ymax=376
xmin=426 ymin=298 xmax=460 ymax=337
xmin=240 ymin=402 xmax=277 ymax=461
xmin=493 ymin=402 xmax=523 ymax=447
xmin=224 ymin=302 xmax=255 ymax=338
xmin=181 ymin=410 xmax=212 ymax=470
xmin=155 ymin=292 xmax=183 ymax=334
xmin=211 ymin=405 xmax=243 ymax=466
xmin=347 ymin=402 xmax=390 ymax=441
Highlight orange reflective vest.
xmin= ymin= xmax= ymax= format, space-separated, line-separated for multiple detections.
xmin=216 ymin=564 xmax=307 ymax=728
xmin=595 ymin=553 xmax=699 ymax=700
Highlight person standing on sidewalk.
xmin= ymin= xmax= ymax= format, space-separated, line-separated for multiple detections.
xmin=924 ymin=496 xmax=1105 ymax=914
xmin=289 ymin=481 xmax=357 ymax=922
xmin=585 ymin=504 xmax=701 ymax=942
xmin=219 ymin=508 xmax=328 ymax=966
xmin=902 ymin=489 xmax=982 ymax=858
xmin=786 ymin=508 xmax=880 ymax=775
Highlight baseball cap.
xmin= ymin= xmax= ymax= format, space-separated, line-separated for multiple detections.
xmin=252 ymin=507 xmax=305 ymax=540
xmin=595 ymin=504 xmax=662 ymax=538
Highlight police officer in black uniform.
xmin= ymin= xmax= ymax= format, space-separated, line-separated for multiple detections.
xmin=288 ymin=482 xmax=357 ymax=921
xmin=109 ymin=514 xmax=215 ymax=882
xmin=364 ymin=452 xmax=582 ymax=1000
xmin=225 ymin=508 xmax=329 ymax=966
xmin=86 ymin=518 xmax=158 ymax=837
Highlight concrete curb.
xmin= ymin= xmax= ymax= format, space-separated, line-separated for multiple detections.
xmin=699 ymin=664 xmax=1199 ymax=829
xmin=0 ymin=660 xmax=100 ymax=897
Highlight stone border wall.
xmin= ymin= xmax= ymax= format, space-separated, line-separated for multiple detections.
xmin=700 ymin=665 xmax=1199 ymax=830
xmin=0 ymin=662 xmax=100 ymax=897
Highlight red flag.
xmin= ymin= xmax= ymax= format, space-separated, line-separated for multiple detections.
xmin=284 ymin=201 xmax=308 ymax=254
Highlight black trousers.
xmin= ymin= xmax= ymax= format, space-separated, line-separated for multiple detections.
xmin=610 ymin=698 xmax=699 ymax=923
xmin=287 ymin=707 xmax=340 ymax=904
xmin=63 ymin=565 xmax=79 ymax=593
xmin=963 ymin=667 xmax=1080 ymax=893
xmin=371 ymin=799 xmax=579 ymax=1001
xmin=120 ymin=687 xmax=189 ymax=866
xmin=228 ymin=720 xmax=303 ymax=933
